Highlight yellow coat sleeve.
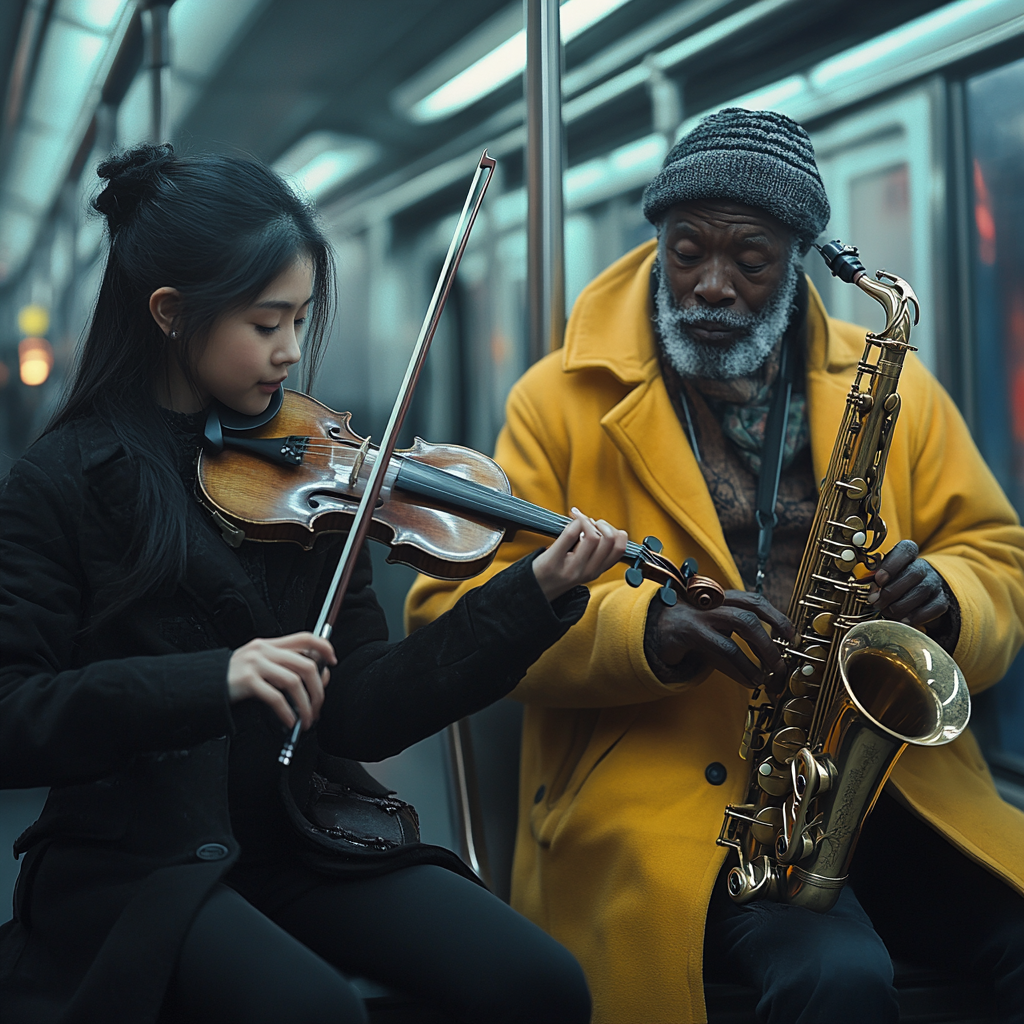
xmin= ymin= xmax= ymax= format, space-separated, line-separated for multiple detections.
xmin=901 ymin=360 xmax=1024 ymax=692
xmin=405 ymin=366 xmax=699 ymax=709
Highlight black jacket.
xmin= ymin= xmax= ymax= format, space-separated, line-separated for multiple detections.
xmin=0 ymin=414 xmax=587 ymax=1023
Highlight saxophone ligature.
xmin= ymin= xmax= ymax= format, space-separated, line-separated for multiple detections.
xmin=716 ymin=241 xmax=971 ymax=912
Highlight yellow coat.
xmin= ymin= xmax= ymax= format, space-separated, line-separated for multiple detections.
xmin=406 ymin=240 xmax=1024 ymax=1023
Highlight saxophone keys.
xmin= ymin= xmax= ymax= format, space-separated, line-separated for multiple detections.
xmin=842 ymin=476 xmax=869 ymax=499
xmin=750 ymin=805 xmax=784 ymax=846
xmin=756 ymin=758 xmax=791 ymax=795
xmin=782 ymin=697 xmax=815 ymax=729
xmin=812 ymin=612 xmax=836 ymax=636
xmin=884 ymin=392 xmax=901 ymax=412
xmin=789 ymin=673 xmax=821 ymax=698
xmin=771 ymin=726 xmax=807 ymax=764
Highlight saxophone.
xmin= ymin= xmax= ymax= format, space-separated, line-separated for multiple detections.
xmin=716 ymin=241 xmax=971 ymax=912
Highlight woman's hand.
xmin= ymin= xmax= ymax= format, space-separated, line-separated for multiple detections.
xmin=532 ymin=507 xmax=628 ymax=602
xmin=227 ymin=631 xmax=338 ymax=731
xmin=649 ymin=589 xmax=795 ymax=689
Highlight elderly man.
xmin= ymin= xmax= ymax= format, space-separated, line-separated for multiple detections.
xmin=407 ymin=109 xmax=1024 ymax=1023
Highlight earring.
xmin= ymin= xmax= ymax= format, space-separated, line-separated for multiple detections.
xmin=169 ymin=330 xmax=178 ymax=339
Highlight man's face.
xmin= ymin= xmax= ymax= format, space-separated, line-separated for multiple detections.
xmin=660 ymin=199 xmax=793 ymax=339
xmin=655 ymin=199 xmax=799 ymax=380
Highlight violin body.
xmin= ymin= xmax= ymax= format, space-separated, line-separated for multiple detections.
xmin=198 ymin=390 xmax=513 ymax=580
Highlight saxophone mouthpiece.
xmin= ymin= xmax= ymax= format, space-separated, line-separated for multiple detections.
xmin=815 ymin=240 xmax=866 ymax=285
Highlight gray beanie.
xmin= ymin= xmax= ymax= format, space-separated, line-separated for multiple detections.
xmin=641 ymin=108 xmax=830 ymax=254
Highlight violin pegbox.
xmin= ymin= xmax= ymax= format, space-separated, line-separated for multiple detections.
xmin=625 ymin=535 xmax=677 ymax=606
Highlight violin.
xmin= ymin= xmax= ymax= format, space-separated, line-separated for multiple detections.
xmin=197 ymin=388 xmax=725 ymax=611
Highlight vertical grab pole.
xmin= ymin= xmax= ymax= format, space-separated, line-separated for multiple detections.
xmin=525 ymin=0 xmax=566 ymax=362
xmin=142 ymin=2 xmax=171 ymax=144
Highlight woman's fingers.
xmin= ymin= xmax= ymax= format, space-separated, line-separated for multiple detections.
xmin=251 ymin=680 xmax=299 ymax=729
xmin=266 ymin=646 xmax=328 ymax=697
xmin=532 ymin=509 xmax=628 ymax=601
xmin=266 ymin=631 xmax=337 ymax=666
xmin=227 ymin=631 xmax=337 ymax=731
xmin=258 ymin=659 xmax=315 ymax=730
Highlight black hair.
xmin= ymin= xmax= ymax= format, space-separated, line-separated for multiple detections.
xmin=49 ymin=143 xmax=336 ymax=618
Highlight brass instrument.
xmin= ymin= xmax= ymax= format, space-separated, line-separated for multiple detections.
xmin=716 ymin=241 xmax=971 ymax=913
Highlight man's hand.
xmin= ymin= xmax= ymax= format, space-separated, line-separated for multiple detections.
xmin=867 ymin=539 xmax=948 ymax=627
xmin=648 ymin=590 xmax=795 ymax=689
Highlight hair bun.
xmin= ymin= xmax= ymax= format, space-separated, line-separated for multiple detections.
xmin=93 ymin=143 xmax=174 ymax=233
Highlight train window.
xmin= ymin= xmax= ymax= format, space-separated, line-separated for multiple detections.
xmin=809 ymin=84 xmax=944 ymax=376
xmin=966 ymin=55 xmax=1024 ymax=767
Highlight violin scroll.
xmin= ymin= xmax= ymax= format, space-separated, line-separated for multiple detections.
xmin=623 ymin=537 xmax=725 ymax=609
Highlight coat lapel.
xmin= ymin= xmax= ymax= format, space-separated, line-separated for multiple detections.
xmin=600 ymin=373 xmax=744 ymax=590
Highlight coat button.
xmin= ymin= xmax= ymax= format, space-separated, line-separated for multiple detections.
xmin=705 ymin=762 xmax=727 ymax=786
xmin=196 ymin=843 xmax=229 ymax=861
xmin=533 ymin=784 xmax=546 ymax=804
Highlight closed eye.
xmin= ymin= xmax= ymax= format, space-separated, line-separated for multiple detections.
xmin=672 ymin=248 xmax=701 ymax=264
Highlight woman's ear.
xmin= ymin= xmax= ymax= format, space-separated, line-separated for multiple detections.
xmin=149 ymin=287 xmax=182 ymax=336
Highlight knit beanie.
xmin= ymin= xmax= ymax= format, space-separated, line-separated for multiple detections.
xmin=641 ymin=108 xmax=830 ymax=254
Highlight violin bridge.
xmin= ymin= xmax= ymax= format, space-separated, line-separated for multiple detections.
xmin=349 ymin=436 xmax=371 ymax=488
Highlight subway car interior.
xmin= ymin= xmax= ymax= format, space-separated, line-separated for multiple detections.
xmin=1 ymin=1 xmax=1024 ymax=1022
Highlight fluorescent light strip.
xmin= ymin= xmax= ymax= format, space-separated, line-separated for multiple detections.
xmin=0 ymin=0 xmax=133 ymax=281
xmin=410 ymin=0 xmax=633 ymax=123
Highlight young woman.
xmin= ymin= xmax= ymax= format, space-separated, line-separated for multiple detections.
xmin=0 ymin=144 xmax=627 ymax=1024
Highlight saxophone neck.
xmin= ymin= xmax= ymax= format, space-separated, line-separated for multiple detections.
xmin=815 ymin=239 xmax=921 ymax=348
xmin=855 ymin=272 xmax=920 ymax=348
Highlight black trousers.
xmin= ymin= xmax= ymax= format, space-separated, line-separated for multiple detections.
xmin=158 ymin=863 xmax=591 ymax=1024
xmin=704 ymin=792 xmax=1024 ymax=1024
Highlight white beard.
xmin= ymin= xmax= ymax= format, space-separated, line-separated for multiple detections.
xmin=654 ymin=252 xmax=800 ymax=380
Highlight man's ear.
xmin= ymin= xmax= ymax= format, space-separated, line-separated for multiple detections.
xmin=149 ymin=287 xmax=182 ymax=336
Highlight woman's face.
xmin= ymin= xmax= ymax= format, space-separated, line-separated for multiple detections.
xmin=196 ymin=257 xmax=314 ymax=415
xmin=150 ymin=256 xmax=314 ymax=414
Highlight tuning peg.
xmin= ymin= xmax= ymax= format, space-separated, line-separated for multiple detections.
xmin=659 ymin=583 xmax=677 ymax=606
xmin=681 ymin=557 xmax=698 ymax=580
xmin=625 ymin=536 xmax=663 ymax=589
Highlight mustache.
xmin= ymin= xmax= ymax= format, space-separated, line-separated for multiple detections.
xmin=670 ymin=304 xmax=760 ymax=332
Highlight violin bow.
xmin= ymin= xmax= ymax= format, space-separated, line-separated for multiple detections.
xmin=280 ymin=151 xmax=497 ymax=765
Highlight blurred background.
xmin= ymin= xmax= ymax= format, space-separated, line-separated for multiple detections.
xmin=2 ymin=0 xmax=1024 ymax=910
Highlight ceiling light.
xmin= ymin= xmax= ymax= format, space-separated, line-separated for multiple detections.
xmin=810 ymin=0 xmax=996 ymax=89
xmin=408 ymin=0 xmax=633 ymax=123
xmin=274 ymin=132 xmax=381 ymax=202
xmin=0 ymin=0 xmax=133 ymax=282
